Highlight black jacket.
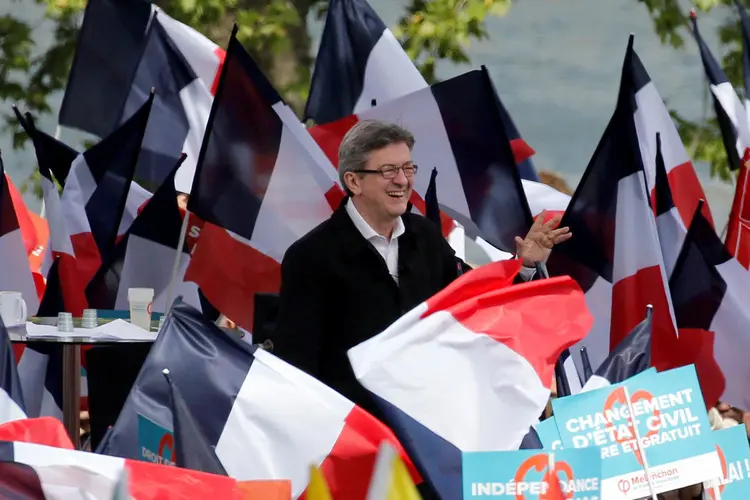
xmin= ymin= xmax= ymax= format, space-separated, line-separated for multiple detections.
xmin=273 ymin=199 xmax=461 ymax=420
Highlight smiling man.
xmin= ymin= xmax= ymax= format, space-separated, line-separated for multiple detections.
xmin=273 ymin=120 xmax=571 ymax=420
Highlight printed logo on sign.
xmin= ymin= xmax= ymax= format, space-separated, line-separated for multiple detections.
xmin=514 ymin=453 xmax=574 ymax=499
xmin=602 ymin=387 xmax=659 ymax=464
xmin=617 ymin=479 xmax=630 ymax=494
xmin=707 ymin=445 xmax=727 ymax=500
xmin=147 ymin=302 xmax=152 ymax=315
xmin=463 ymin=448 xmax=601 ymax=500
xmin=137 ymin=414 xmax=175 ymax=466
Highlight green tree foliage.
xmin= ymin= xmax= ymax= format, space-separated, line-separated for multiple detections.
xmin=640 ymin=0 xmax=750 ymax=181
xmin=0 ymin=0 xmax=512 ymax=196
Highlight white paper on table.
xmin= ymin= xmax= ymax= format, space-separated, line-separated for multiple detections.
xmin=24 ymin=319 xmax=158 ymax=341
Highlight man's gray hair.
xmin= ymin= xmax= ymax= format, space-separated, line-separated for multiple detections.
xmin=338 ymin=120 xmax=415 ymax=194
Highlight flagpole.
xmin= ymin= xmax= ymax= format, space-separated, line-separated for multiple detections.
xmin=164 ymin=154 xmax=190 ymax=315
xmin=39 ymin=124 xmax=62 ymax=219
xmin=623 ymin=386 xmax=659 ymax=500
xmin=163 ymin=210 xmax=190 ymax=316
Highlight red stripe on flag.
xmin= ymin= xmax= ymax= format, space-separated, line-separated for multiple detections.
xmin=302 ymin=406 xmax=421 ymax=499
xmin=126 ymin=459 xmax=288 ymax=499
xmin=726 ymin=154 xmax=750 ymax=269
xmin=53 ymin=251 xmax=89 ymax=317
xmin=211 ymin=47 xmax=227 ymax=96
xmin=666 ymin=160 xmax=714 ymax=229
xmin=5 ymin=174 xmax=49 ymax=275
xmin=608 ymin=264 xmax=675 ymax=352
xmin=510 ymin=138 xmax=535 ymax=165
xmin=324 ymin=185 xmax=346 ymax=212
xmin=0 ymin=417 xmax=74 ymax=449
xmin=421 ymin=260 xmax=591 ymax=387
xmin=184 ymin=223 xmax=281 ymax=331
xmin=309 ymin=116 xmax=359 ymax=167
xmin=68 ymin=232 xmax=102 ymax=287
xmin=652 ymin=328 xmax=725 ymax=409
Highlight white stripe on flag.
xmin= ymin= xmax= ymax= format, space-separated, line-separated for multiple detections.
xmin=0 ymin=228 xmax=39 ymax=317
xmin=113 ymin=234 xmax=201 ymax=314
xmin=215 ymin=349 xmax=353 ymax=497
xmin=354 ymin=28 xmax=427 ymax=114
xmin=0 ymin=388 xmax=26 ymax=425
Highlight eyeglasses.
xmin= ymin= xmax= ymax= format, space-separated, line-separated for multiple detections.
xmin=353 ymin=163 xmax=419 ymax=179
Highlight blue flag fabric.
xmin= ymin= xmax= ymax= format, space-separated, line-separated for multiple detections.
xmin=593 ymin=309 xmax=652 ymax=385
xmin=164 ymin=369 xmax=228 ymax=476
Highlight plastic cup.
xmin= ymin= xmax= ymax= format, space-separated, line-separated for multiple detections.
xmin=82 ymin=309 xmax=97 ymax=329
xmin=57 ymin=312 xmax=73 ymax=333
xmin=128 ymin=288 xmax=154 ymax=330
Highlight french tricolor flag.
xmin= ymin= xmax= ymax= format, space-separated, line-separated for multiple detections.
xmin=0 ymin=156 xmax=39 ymax=317
xmin=690 ymin=8 xmax=750 ymax=172
xmin=631 ymin=38 xmax=714 ymax=228
xmin=59 ymin=0 xmax=224 ymax=193
xmin=0 ymin=439 xmax=288 ymax=499
xmin=546 ymin=35 xmax=678 ymax=373
xmin=348 ymin=259 xmax=592 ymax=498
xmin=653 ymin=132 xmax=687 ymax=278
xmin=61 ymin=91 xmax=154 ymax=286
xmin=19 ymin=111 xmax=88 ymax=316
xmin=85 ymin=155 xmax=202 ymax=314
xmin=309 ymin=68 xmax=533 ymax=253
xmin=184 ymin=30 xmax=339 ymax=330
xmin=305 ymin=0 xmax=537 ymax=180
xmin=670 ymin=204 xmax=750 ymax=410
xmin=101 ymin=299 xmax=420 ymax=499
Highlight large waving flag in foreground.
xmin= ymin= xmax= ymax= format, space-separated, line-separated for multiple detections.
xmin=102 ymin=299 xmax=419 ymax=499
xmin=348 ymin=259 xmax=592 ymax=499
xmin=546 ymin=35 xmax=677 ymax=372
xmin=0 ymin=439 xmax=286 ymax=499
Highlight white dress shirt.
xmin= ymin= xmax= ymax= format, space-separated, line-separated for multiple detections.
xmin=346 ymin=200 xmax=405 ymax=283
xmin=345 ymin=199 xmax=537 ymax=283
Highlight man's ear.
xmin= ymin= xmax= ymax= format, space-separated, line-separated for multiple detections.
xmin=344 ymin=171 xmax=361 ymax=196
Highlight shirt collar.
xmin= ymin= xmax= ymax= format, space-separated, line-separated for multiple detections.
xmin=345 ymin=198 xmax=405 ymax=242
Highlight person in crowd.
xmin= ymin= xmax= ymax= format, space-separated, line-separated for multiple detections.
xmin=273 ymin=119 xmax=572 ymax=421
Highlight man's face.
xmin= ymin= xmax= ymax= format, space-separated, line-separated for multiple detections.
xmin=348 ymin=142 xmax=414 ymax=219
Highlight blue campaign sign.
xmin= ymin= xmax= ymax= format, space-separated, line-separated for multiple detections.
xmin=551 ymin=365 xmax=721 ymax=499
xmin=536 ymin=417 xmax=563 ymax=450
xmin=137 ymin=414 xmax=175 ymax=466
xmin=462 ymin=448 xmax=601 ymax=499
xmin=703 ymin=426 xmax=750 ymax=499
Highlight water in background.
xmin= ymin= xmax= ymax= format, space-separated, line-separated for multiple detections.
xmin=0 ymin=0 xmax=737 ymax=225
